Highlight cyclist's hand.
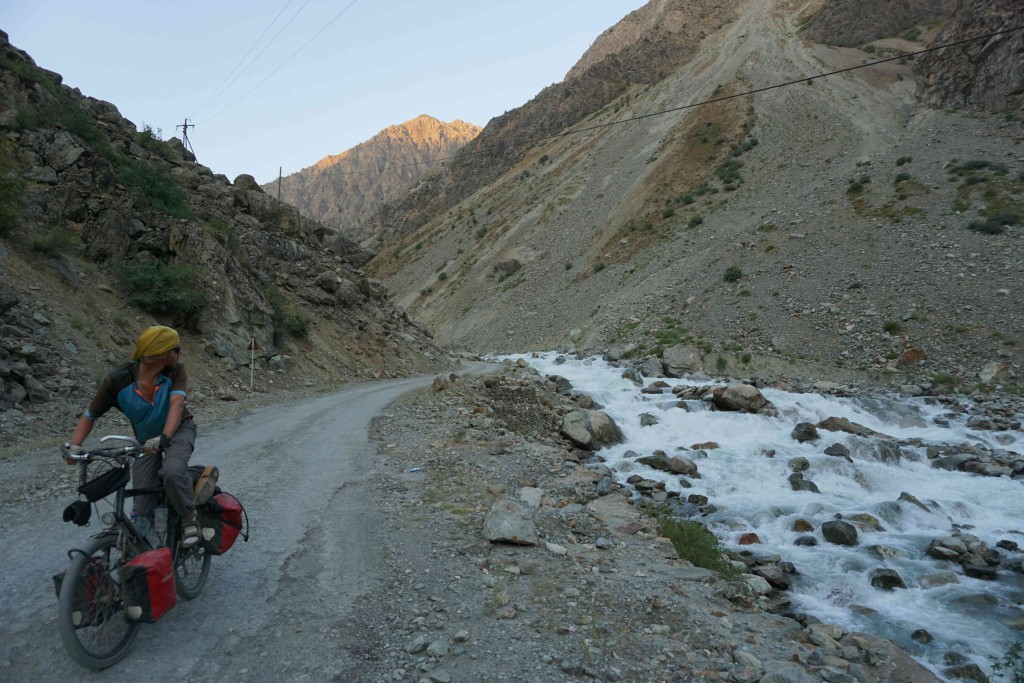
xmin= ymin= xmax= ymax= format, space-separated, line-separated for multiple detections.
xmin=61 ymin=442 xmax=84 ymax=464
xmin=143 ymin=435 xmax=166 ymax=454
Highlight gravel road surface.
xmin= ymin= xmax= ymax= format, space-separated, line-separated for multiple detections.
xmin=0 ymin=372 xmax=447 ymax=682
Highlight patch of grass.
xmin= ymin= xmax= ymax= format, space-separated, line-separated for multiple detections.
xmin=716 ymin=159 xmax=744 ymax=185
xmin=932 ymin=372 xmax=960 ymax=386
xmin=723 ymin=266 xmax=743 ymax=282
xmin=661 ymin=206 xmax=676 ymax=219
xmin=116 ymin=261 xmax=211 ymax=321
xmin=895 ymin=156 xmax=913 ymax=166
xmin=689 ymin=215 xmax=704 ymax=228
xmin=716 ymin=355 xmax=727 ymax=371
xmin=30 ymin=228 xmax=78 ymax=256
xmin=653 ymin=321 xmax=690 ymax=348
xmin=883 ymin=320 xmax=903 ymax=334
xmin=657 ymin=516 xmax=729 ymax=572
xmin=894 ymin=172 xmax=912 ymax=183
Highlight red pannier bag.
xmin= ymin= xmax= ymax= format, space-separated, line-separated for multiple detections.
xmin=123 ymin=547 xmax=176 ymax=623
xmin=197 ymin=492 xmax=248 ymax=555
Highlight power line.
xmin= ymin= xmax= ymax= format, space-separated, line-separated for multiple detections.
xmin=337 ymin=23 xmax=1024 ymax=178
xmin=199 ymin=0 xmax=362 ymax=125
xmin=192 ymin=0 xmax=299 ymax=119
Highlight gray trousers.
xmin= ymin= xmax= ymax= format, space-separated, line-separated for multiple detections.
xmin=132 ymin=418 xmax=197 ymax=522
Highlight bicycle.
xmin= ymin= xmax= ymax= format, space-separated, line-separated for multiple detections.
xmin=56 ymin=435 xmax=211 ymax=670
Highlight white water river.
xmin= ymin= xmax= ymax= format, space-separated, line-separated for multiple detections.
xmin=507 ymin=352 xmax=1023 ymax=679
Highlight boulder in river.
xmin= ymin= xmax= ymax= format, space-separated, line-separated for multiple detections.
xmin=821 ymin=520 xmax=859 ymax=546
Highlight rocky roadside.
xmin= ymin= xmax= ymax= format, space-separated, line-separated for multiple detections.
xmin=342 ymin=360 xmax=945 ymax=683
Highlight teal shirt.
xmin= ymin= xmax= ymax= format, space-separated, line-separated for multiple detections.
xmin=85 ymin=362 xmax=190 ymax=441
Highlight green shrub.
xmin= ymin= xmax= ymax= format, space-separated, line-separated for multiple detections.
xmin=263 ymin=284 xmax=310 ymax=340
xmin=437 ymin=271 xmax=448 ymax=281
xmin=30 ymin=228 xmax=77 ymax=256
xmin=990 ymin=212 xmax=1019 ymax=226
xmin=564 ymin=262 xmax=573 ymax=270
xmin=283 ymin=313 xmax=310 ymax=339
xmin=716 ymin=355 xmax=727 ymax=370
xmin=114 ymin=157 xmax=192 ymax=219
xmin=593 ymin=262 xmax=606 ymax=273
xmin=895 ymin=156 xmax=912 ymax=166
xmin=967 ymin=219 xmax=1006 ymax=235
xmin=883 ymin=320 xmax=903 ymax=334
xmin=661 ymin=206 xmax=675 ymax=219
xmin=680 ymin=194 xmax=695 ymax=205
xmin=894 ymin=172 xmax=911 ymax=183
xmin=116 ymin=261 xmax=210 ymax=319
xmin=657 ymin=516 xmax=729 ymax=571
xmin=723 ymin=266 xmax=743 ymax=282
xmin=135 ymin=124 xmax=170 ymax=159
xmin=475 ymin=226 xmax=487 ymax=239
xmin=689 ymin=216 xmax=704 ymax=228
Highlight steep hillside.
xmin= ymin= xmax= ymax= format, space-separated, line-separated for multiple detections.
xmin=358 ymin=0 xmax=743 ymax=249
xmin=0 ymin=31 xmax=452 ymax=451
xmin=263 ymin=115 xmax=480 ymax=249
xmin=371 ymin=0 xmax=1023 ymax=389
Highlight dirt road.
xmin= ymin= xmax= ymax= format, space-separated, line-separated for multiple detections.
xmin=0 ymin=371 xmax=455 ymax=682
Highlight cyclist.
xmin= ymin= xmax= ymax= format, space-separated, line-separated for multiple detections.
xmin=64 ymin=325 xmax=203 ymax=548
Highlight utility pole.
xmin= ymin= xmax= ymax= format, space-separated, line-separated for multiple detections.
xmin=277 ymin=166 xmax=282 ymax=201
xmin=176 ymin=118 xmax=195 ymax=157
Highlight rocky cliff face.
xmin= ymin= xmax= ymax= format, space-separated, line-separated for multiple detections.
xmin=801 ymin=0 xmax=952 ymax=48
xmin=914 ymin=0 xmax=1024 ymax=112
xmin=264 ymin=115 xmax=480 ymax=249
xmin=0 ymin=31 xmax=451 ymax=445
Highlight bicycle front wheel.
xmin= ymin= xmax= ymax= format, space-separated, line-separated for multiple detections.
xmin=173 ymin=528 xmax=211 ymax=599
xmin=57 ymin=534 xmax=141 ymax=670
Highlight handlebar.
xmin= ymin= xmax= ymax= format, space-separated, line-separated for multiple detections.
xmin=61 ymin=435 xmax=144 ymax=462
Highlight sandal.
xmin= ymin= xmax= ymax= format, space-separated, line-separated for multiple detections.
xmin=181 ymin=519 xmax=202 ymax=548
xmin=194 ymin=465 xmax=219 ymax=506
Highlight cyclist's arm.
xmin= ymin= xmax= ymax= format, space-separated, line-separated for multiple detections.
xmin=161 ymin=393 xmax=185 ymax=441
xmin=69 ymin=414 xmax=95 ymax=446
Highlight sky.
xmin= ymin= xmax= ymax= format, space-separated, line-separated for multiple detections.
xmin=2 ymin=0 xmax=649 ymax=183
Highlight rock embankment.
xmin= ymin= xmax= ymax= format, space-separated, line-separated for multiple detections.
xmin=349 ymin=359 xmax=944 ymax=682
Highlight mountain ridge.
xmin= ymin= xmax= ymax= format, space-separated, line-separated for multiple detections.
xmin=263 ymin=115 xmax=480 ymax=248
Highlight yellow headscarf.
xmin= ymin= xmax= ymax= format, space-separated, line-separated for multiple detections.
xmin=132 ymin=325 xmax=180 ymax=361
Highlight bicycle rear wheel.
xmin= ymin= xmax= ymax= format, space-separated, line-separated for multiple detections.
xmin=57 ymin=534 xmax=141 ymax=670
xmin=173 ymin=524 xmax=211 ymax=599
